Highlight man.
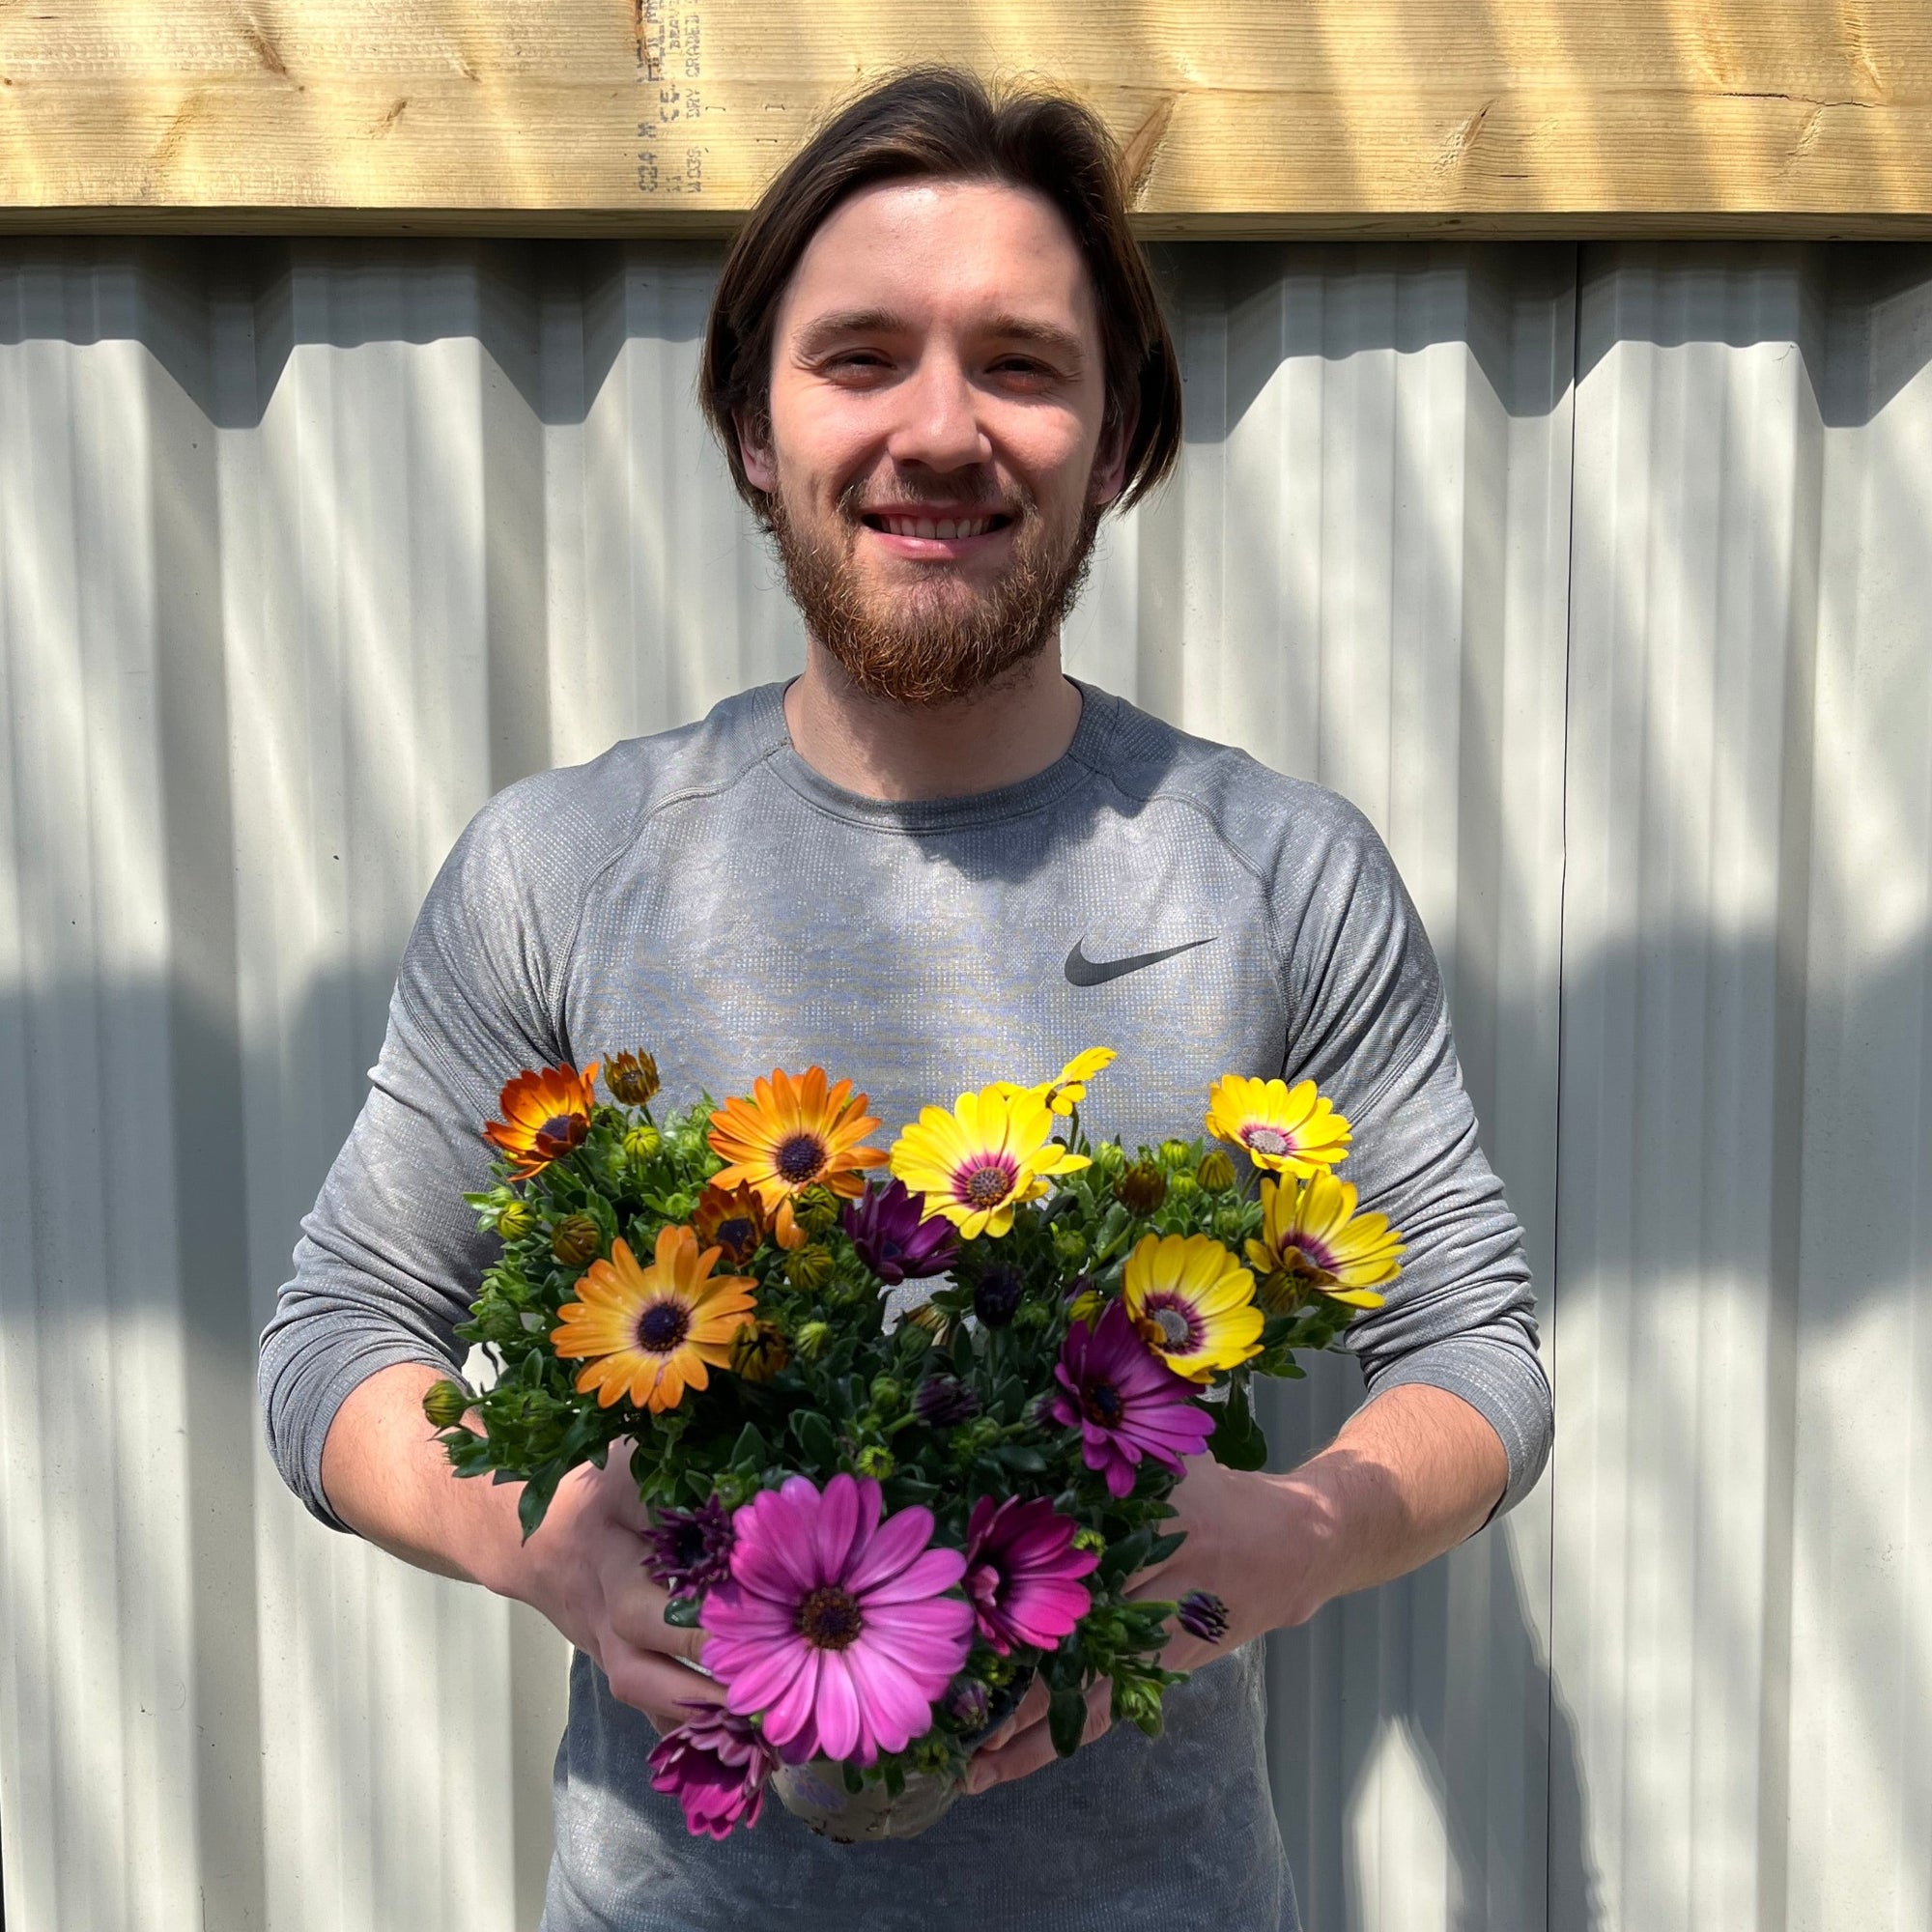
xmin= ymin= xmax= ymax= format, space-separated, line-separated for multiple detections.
xmin=260 ymin=68 xmax=1549 ymax=1931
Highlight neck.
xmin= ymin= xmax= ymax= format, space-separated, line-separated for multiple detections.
xmin=781 ymin=638 xmax=1084 ymax=802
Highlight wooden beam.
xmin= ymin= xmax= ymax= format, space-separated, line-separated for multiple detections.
xmin=3 ymin=2 xmax=1930 ymax=236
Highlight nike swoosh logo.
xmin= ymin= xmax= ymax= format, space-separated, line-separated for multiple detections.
xmin=1065 ymin=936 xmax=1217 ymax=987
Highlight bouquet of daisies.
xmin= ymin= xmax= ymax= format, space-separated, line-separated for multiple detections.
xmin=428 ymin=1046 xmax=1404 ymax=1841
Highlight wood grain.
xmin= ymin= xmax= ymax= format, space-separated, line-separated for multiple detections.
xmin=2 ymin=2 xmax=1929 ymax=234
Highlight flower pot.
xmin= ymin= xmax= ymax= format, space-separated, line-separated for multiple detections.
xmin=770 ymin=1757 xmax=962 ymax=1842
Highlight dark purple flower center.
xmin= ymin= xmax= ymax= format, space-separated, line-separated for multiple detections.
xmin=1142 ymin=1294 xmax=1203 ymax=1352
xmin=637 ymin=1300 xmax=690 ymax=1352
xmin=1080 ymin=1378 xmax=1124 ymax=1428
xmin=958 ymin=1159 xmax=1014 ymax=1208
xmin=668 ymin=1520 xmax=710 ymax=1568
xmin=717 ymin=1215 xmax=757 ymax=1259
xmin=1242 ymin=1124 xmax=1293 ymax=1156
xmin=776 ymin=1133 xmax=827 ymax=1184
xmin=797 ymin=1585 xmax=864 ymax=1650
xmin=538 ymin=1112 xmax=583 ymax=1148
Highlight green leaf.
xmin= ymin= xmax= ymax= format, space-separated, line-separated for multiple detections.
xmin=1208 ymin=1382 xmax=1268 ymax=1471
xmin=729 ymin=1422 xmax=767 ymax=1470
xmin=791 ymin=1409 xmax=838 ymax=1471
xmin=1048 ymin=1686 xmax=1089 ymax=1758
xmin=517 ymin=1482 xmax=554 ymax=1540
xmin=990 ymin=1442 xmax=1048 ymax=1474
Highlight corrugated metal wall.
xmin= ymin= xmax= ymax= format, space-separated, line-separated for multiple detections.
xmin=1 ymin=237 xmax=1926 ymax=1932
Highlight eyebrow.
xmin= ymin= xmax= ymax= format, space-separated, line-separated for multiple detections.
xmin=792 ymin=307 xmax=1087 ymax=367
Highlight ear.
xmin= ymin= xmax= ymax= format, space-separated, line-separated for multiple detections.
xmin=735 ymin=409 xmax=778 ymax=494
xmin=1088 ymin=399 xmax=1138 ymax=512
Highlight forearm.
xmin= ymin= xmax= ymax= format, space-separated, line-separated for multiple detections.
xmin=1262 ymin=1382 xmax=1508 ymax=1627
xmin=319 ymin=1361 xmax=533 ymax=1597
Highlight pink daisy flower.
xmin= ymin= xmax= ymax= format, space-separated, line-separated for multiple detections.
xmin=647 ymin=1701 xmax=780 ymax=1839
xmin=963 ymin=1494 xmax=1100 ymax=1655
xmin=700 ymin=1473 xmax=974 ymax=1765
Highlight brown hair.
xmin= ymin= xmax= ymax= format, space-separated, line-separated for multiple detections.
xmin=699 ymin=67 xmax=1182 ymax=526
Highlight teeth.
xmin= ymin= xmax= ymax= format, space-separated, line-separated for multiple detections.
xmin=882 ymin=516 xmax=993 ymax=539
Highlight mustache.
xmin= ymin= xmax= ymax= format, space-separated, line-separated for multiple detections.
xmin=838 ymin=479 xmax=1033 ymax=523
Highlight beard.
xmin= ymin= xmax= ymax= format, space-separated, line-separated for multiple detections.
xmin=765 ymin=473 xmax=1104 ymax=708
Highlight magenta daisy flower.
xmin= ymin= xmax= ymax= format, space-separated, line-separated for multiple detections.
xmin=1048 ymin=1297 xmax=1215 ymax=1498
xmin=700 ymin=1473 xmax=974 ymax=1765
xmin=647 ymin=1701 xmax=781 ymax=1839
xmin=962 ymin=1495 xmax=1099 ymax=1655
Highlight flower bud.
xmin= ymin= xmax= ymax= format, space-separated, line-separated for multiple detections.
xmin=794 ymin=1184 xmax=840 ymax=1239
xmin=942 ymin=1678 xmax=991 ymax=1731
xmin=1115 ymin=1160 xmax=1168 ymax=1216
xmin=911 ymin=1735 xmax=955 ymax=1776
xmin=1158 ymin=1139 xmax=1194 ymax=1172
xmin=979 ymin=1652 xmax=1015 ymax=1688
xmin=1177 ymin=1590 xmax=1231 ymax=1643
xmin=1066 ymin=1287 xmax=1105 ymax=1326
xmin=1196 ymin=1149 xmax=1237 ymax=1193
xmin=973 ymin=1264 xmax=1024 ymax=1329
xmin=551 ymin=1214 xmax=602 ymax=1266
xmin=867 ymin=1375 xmax=903 ymax=1416
xmin=1051 ymin=1225 xmax=1090 ymax=1268
xmin=1092 ymin=1141 xmax=1127 ymax=1176
xmin=1072 ymin=1526 xmax=1107 ymax=1554
xmin=606 ymin=1050 xmax=661 ymax=1107
xmin=1014 ymin=1298 xmax=1050 ymax=1333
xmin=793 ymin=1319 xmax=833 ymax=1361
xmin=622 ymin=1123 xmax=662 ymax=1164
xmin=729 ymin=1321 xmax=788 ymax=1384
xmin=421 ymin=1379 xmax=471 ymax=1430
xmin=497 ymin=1200 xmax=538 ymax=1241
xmin=853 ymin=1444 xmax=895 ymax=1479
xmin=785 ymin=1245 xmax=835 ymax=1294
xmin=1166 ymin=1172 xmax=1201 ymax=1203
xmin=1114 ymin=1677 xmax=1164 ymax=1731
xmin=913 ymin=1375 xmax=980 ymax=1429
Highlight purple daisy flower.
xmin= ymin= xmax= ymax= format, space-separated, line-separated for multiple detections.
xmin=641 ymin=1495 xmax=735 ymax=1597
xmin=963 ymin=1494 xmax=1100 ymax=1655
xmin=842 ymin=1179 xmax=960 ymax=1286
xmin=1048 ymin=1297 xmax=1215 ymax=1498
xmin=913 ymin=1374 xmax=981 ymax=1429
xmin=700 ymin=1473 xmax=975 ymax=1765
xmin=647 ymin=1700 xmax=780 ymax=1839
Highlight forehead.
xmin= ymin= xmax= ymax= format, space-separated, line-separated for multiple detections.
xmin=775 ymin=178 xmax=1098 ymax=340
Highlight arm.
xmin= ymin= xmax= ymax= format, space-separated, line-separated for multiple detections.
xmin=973 ymin=795 xmax=1547 ymax=1788
xmin=259 ymin=780 xmax=714 ymax=1734
xmin=320 ymin=1361 xmax=719 ymax=1732
xmin=968 ymin=1387 xmax=1503 ymax=1790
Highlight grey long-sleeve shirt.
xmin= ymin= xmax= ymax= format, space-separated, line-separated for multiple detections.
xmin=259 ymin=676 xmax=1549 ymax=1932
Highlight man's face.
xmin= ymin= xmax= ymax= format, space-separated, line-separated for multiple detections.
xmin=739 ymin=178 xmax=1129 ymax=706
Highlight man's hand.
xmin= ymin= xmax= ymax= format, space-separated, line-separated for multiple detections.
xmin=320 ymin=1362 xmax=720 ymax=1735
xmin=967 ymin=1382 xmax=1508 ymax=1793
xmin=500 ymin=1445 xmax=724 ymax=1735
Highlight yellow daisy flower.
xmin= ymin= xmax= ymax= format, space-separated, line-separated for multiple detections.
xmin=985 ymin=1044 xmax=1117 ymax=1119
xmin=1122 ymin=1232 xmax=1264 ymax=1382
xmin=889 ymin=1084 xmax=1091 ymax=1238
xmin=707 ymin=1067 xmax=886 ymax=1248
xmin=552 ymin=1225 xmax=757 ymax=1413
xmin=1204 ymin=1073 xmax=1351 ymax=1177
xmin=1246 ymin=1172 xmax=1402 ymax=1310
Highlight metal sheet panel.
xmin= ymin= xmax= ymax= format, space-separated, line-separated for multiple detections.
xmin=2 ymin=234 xmax=1926 ymax=1932
xmin=1556 ymin=243 xmax=1932 ymax=1932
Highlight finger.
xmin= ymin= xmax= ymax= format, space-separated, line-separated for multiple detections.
xmin=966 ymin=1682 xmax=1112 ymax=1793
xmin=601 ymin=1638 xmax=723 ymax=1730
xmin=974 ymin=1676 xmax=1049 ymax=1756
xmin=607 ymin=1583 xmax=711 ymax=1667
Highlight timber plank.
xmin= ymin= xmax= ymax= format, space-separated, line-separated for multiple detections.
xmin=1 ymin=1 xmax=1929 ymax=234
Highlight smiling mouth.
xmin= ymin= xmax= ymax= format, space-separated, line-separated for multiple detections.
xmin=860 ymin=511 xmax=1014 ymax=541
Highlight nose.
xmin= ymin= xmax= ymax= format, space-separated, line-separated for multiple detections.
xmin=885 ymin=348 xmax=993 ymax=474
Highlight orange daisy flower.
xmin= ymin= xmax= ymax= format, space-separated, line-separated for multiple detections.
xmin=552 ymin=1225 xmax=757 ymax=1413
xmin=692 ymin=1180 xmax=770 ymax=1267
xmin=484 ymin=1062 xmax=602 ymax=1179
xmin=707 ymin=1067 xmax=886 ymax=1248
